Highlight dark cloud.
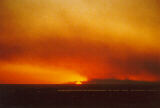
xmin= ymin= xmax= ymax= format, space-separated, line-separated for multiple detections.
xmin=107 ymin=52 xmax=160 ymax=75
xmin=0 ymin=37 xmax=160 ymax=82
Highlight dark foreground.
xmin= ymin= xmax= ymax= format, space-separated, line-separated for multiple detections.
xmin=0 ymin=84 xmax=160 ymax=108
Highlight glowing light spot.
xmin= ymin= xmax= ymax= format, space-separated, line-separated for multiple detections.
xmin=75 ymin=81 xmax=82 ymax=85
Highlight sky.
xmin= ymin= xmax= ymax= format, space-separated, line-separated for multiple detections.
xmin=0 ymin=0 xmax=160 ymax=84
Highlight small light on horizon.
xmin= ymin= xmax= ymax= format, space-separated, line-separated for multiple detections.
xmin=75 ymin=81 xmax=82 ymax=85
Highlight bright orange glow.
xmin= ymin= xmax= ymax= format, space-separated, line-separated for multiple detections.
xmin=0 ymin=0 xmax=160 ymax=84
xmin=0 ymin=62 xmax=87 ymax=84
xmin=75 ymin=81 xmax=82 ymax=85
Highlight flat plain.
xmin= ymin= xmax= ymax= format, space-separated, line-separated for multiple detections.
xmin=0 ymin=84 xmax=160 ymax=108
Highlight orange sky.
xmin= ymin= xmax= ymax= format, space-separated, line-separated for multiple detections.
xmin=0 ymin=0 xmax=160 ymax=84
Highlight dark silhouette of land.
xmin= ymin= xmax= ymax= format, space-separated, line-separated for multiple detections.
xmin=0 ymin=84 xmax=160 ymax=108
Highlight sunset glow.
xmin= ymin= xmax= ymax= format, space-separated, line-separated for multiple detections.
xmin=0 ymin=0 xmax=160 ymax=84
xmin=0 ymin=62 xmax=87 ymax=84
xmin=75 ymin=81 xmax=82 ymax=85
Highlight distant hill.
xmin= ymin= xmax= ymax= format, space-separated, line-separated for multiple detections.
xmin=86 ymin=79 xmax=160 ymax=85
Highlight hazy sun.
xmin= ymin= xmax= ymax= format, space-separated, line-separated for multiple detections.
xmin=75 ymin=81 xmax=82 ymax=85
